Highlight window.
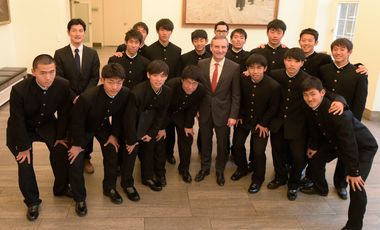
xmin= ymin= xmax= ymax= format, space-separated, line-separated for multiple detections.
xmin=334 ymin=2 xmax=358 ymax=41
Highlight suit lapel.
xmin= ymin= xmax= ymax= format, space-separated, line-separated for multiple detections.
xmin=64 ymin=45 xmax=80 ymax=75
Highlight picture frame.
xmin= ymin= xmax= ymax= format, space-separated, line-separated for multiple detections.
xmin=183 ymin=0 xmax=279 ymax=27
xmin=0 ymin=0 xmax=11 ymax=25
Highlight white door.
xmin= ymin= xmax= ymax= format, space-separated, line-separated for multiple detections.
xmin=70 ymin=0 xmax=93 ymax=47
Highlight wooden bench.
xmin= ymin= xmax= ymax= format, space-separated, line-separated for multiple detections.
xmin=0 ymin=67 xmax=27 ymax=106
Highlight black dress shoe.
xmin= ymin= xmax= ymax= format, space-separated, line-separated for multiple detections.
xmin=287 ymin=189 xmax=298 ymax=201
xmin=180 ymin=171 xmax=192 ymax=183
xmin=300 ymin=177 xmax=314 ymax=189
xmin=124 ymin=186 xmax=140 ymax=202
xmin=75 ymin=201 xmax=87 ymax=217
xmin=26 ymin=204 xmax=40 ymax=221
xmin=216 ymin=172 xmax=225 ymax=186
xmin=167 ymin=156 xmax=176 ymax=165
xmin=142 ymin=179 xmax=162 ymax=191
xmin=267 ymin=179 xmax=287 ymax=190
xmin=336 ymin=187 xmax=348 ymax=200
xmin=194 ymin=170 xmax=210 ymax=182
xmin=300 ymin=186 xmax=328 ymax=196
xmin=104 ymin=188 xmax=123 ymax=204
xmin=157 ymin=176 xmax=167 ymax=187
xmin=248 ymin=183 xmax=261 ymax=194
xmin=230 ymin=169 xmax=248 ymax=181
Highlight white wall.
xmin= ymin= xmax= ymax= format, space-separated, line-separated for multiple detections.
xmin=0 ymin=0 xmax=70 ymax=72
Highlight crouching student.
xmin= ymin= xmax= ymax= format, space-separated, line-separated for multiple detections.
xmin=65 ymin=63 xmax=129 ymax=216
xmin=123 ymin=60 xmax=172 ymax=192
xmin=301 ymin=77 xmax=377 ymax=230
xmin=231 ymin=54 xmax=281 ymax=194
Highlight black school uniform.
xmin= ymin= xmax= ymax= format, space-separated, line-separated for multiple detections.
xmin=226 ymin=48 xmax=250 ymax=73
xmin=301 ymin=51 xmax=332 ymax=78
xmin=250 ymin=44 xmax=289 ymax=73
xmin=116 ymin=43 xmax=149 ymax=58
xmin=145 ymin=41 xmax=182 ymax=79
xmin=306 ymin=97 xmax=377 ymax=230
xmin=68 ymin=85 xmax=129 ymax=202
xmin=232 ymin=75 xmax=280 ymax=185
xmin=123 ymin=81 xmax=172 ymax=183
xmin=6 ymin=75 xmax=72 ymax=207
xmin=164 ymin=78 xmax=206 ymax=173
xmin=180 ymin=49 xmax=211 ymax=72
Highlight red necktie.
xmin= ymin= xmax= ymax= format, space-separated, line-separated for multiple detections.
xmin=211 ymin=63 xmax=218 ymax=92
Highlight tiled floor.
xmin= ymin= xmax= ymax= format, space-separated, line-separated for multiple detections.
xmin=0 ymin=47 xmax=379 ymax=229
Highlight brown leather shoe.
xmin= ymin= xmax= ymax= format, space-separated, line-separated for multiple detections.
xmin=84 ymin=159 xmax=95 ymax=174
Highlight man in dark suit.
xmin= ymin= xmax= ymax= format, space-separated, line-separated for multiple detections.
xmin=195 ymin=36 xmax=240 ymax=186
xmin=6 ymin=54 xmax=72 ymax=221
xmin=54 ymin=18 xmax=100 ymax=174
xmin=301 ymin=77 xmax=377 ymax=230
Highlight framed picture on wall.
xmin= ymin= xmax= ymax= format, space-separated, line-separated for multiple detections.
xmin=0 ymin=0 xmax=11 ymax=25
xmin=183 ymin=0 xmax=279 ymax=26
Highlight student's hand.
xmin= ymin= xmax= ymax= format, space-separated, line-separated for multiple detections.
xmin=141 ymin=135 xmax=152 ymax=142
xmin=346 ymin=175 xmax=365 ymax=192
xmin=258 ymin=44 xmax=266 ymax=48
xmin=307 ymin=148 xmax=317 ymax=159
xmin=255 ymin=124 xmax=269 ymax=138
xmin=114 ymin=52 xmax=123 ymax=58
xmin=184 ymin=127 xmax=194 ymax=137
xmin=242 ymin=70 xmax=250 ymax=77
xmin=356 ymin=65 xmax=368 ymax=75
xmin=328 ymin=101 xmax=344 ymax=115
xmin=156 ymin=129 xmax=166 ymax=141
xmin=281 ymin=44 xmax=287 ymax=48
xmin=104 ymin=135 xmax=119 ymax=152
xmin=236 ymin=119 xmax=243 ymax=126
xmin=54 ymin=139 xmax=68 ymax=148
xmin=68 ymin=146 xmax=84 ymax=164
xmin=16 ymin=148 xmax=32 ymax=164
xmin=227 ymin=118 xmax=237 ymax=127
xmin=73 ymin=95 xmax=80 ymax=104
xmin=126 ymin=142 xmax=138 ymax=154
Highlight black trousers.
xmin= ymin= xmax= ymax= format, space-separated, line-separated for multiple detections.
xmin=139 ymin=138 xmax=166 ymax=181
xmin=120 ymin=142 xmax=138 ymax=188
xmin=165 ymin=122 xmax=176 ymax=159
xmin=309 ymin=143 xmax=377 ymax=230
xmin=232 ymin=124 xmax=268 ymax=184
xmin=176 ymin=125 xmax=194 ymax=173
xmin=199 ymin=117 xmax=230 ymax=173
xmin=14 ymin=134 xmax=69 ymax=207
xmin=270 ymin=127 xmax=307 ymax=190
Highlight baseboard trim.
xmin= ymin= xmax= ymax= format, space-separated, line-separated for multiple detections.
xmin=363 ymin=108 xmax=380 ymax=121
xmin=93 ymin=42 xmax=102 ymax=47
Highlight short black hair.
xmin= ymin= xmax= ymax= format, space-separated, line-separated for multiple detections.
xmin=191 ymin=29 xmax=208 ymax=41
xmin=181 ymin=65 xmax=202 ymax=82
xmin=156 ymin=18 xmax=174 ymax=31
xmin=246 ymin=54 xmax=267 ymax=68
xmin=101 ymin=63 xmax=125 ymax=80
xmin=301 ymin=76 xmax=324 ymax=92
xmin=330 ymin=38 xmax=353 ymax=52
xmin=124 ymin=29 xmax=143 ymax=44
xmin=267 ymin=19 xmax=286 ymax=33
xmin=133 ymin=21 xmax=149 ymax=34
xmin=230 ymin=28 xmax=247 ymax=40
xmin=284 ymin=47 xmax=306 ymax=61
xmin=300 ymin=28 xmax=319 ymax=41
xmin=214 ymin=21 xmax=229 ymax=31
xmin=67 ymin=18 xmax=86 ymax=31
xmin=147 ymin=60 xmax=169 ymax=76
xmin=32 ymin=54 xmax=55 ymax=70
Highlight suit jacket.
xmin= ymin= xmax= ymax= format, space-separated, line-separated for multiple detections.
xmin=54 ymin=45 xmax=100 ymax=100
xmin=197 ymin=58 xmax=240 ymax=127
xmin=7 ymin=76 xmax=71 ymax=155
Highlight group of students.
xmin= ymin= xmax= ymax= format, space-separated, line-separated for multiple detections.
xmin=6 ymin=17 xmax=378 ymax=230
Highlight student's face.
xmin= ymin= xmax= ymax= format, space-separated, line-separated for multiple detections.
xmin=32 ymin=63 xmax=56 ymax=89
xmin=68 ymin=24 xmax=85 ymax=46
xmin=101 ymin=77 xmax=124 ymax=97
xmin=299 ymin=34 xmax=318 ymax=55
xmin=157 ymin=28 xmax=172 ymax=43
xmin=126 ymin=38 xmax=141 ymax=56
xmin=192 ymin=38 xmax=208 ymax=53
xmin=181 ymin=78 xmax=199 ymax=95
xmin=147 ymin=72 xmax=168 ymax=91
xmin=247 ymin=64 xmax=267 ymax=82
xmin=136 ymin=26 xmax=148 ymax=42
xmin=210 ymin=38 xmax=228 ymax=62
xmin=303 ymin=88 xmax=325 ymax=110
xmin=284 ymin=57 xmax=304 ymax=76
xmin=215 ymin=25 xmax=228 ymax=37
xmin=332 ymin=45 xmax=351 ymax=64
xmin=267 ymin=28 xmax=284 ymax=46
xmin=230 ymin=32 xmax=246 ymax=50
